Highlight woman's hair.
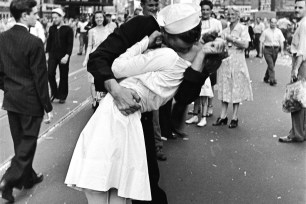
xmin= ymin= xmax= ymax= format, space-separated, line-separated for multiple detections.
xmin=228 ymin=6 xmax=240 ymax=17
xmin=200 ymin=0 xmax=213 ymax=10
xmin=92 ymin=11 xmax=107 ymax=27
xmin=10 ymin=0 xmax=37 ymax=21
xmin=165 ymin=22 xmax=202 ymax=44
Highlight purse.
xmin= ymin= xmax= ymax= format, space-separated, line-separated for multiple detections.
xmin=282 ymin=79 xmax=306 ymax=113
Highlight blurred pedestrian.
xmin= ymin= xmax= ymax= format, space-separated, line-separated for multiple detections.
xmin=0 ymin=0 xmax=53 ymax=202
xmin=77 ymin=15 xmax=88 ymax=55
xmin=214 ymin=6 xmax=253 ymax=128
xmin=46 ymin=8 xmax=74 ymax=104
xmin=253 ymin=17 xmax=265 ymax=57
xmin=30 ymin=16 xmax=46 ymax=43
xmin=259 ymin=18 xmax=285 ymax=86
xmin=82 ymin=11 xmax=113 ymax=110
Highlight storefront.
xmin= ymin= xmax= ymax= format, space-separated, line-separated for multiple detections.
xmin=54 ymin=0 xmax=113 ymax=18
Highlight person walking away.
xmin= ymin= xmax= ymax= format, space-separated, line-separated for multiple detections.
xmin=46 ymin=8 xmax=73 ymax=104
xmin=253 ymin=17 xmax=265 ymax=57
xmin=279 ymin=0 xmax=306 ymax=143
xmin=83 ymin=11 xmax=113 ymax=110
xmin=0 ymin=0 xmax=53 ymax=202
xmin=259 ymin=18 xmax=285 ymax=86
xmin=213 ymin=6 xmax=253 ymax=129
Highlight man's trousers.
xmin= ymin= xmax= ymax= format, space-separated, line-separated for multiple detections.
xmin=132 ymin=112 xmax=167 ymax=204
xmin=263 ymin=46 xmax=279 ymax=82
xmin=48 ymin=56 xmax=70 ymax=100
xmin=2 ymin=111 xmax=42 ymax=188
xmin=289 ymin=108 xmax=306 ymax=141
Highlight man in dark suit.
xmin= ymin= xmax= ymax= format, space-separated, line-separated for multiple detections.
xmin=0 ymin=0 xmax=53 ymax=202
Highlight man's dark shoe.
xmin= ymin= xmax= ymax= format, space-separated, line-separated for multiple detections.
xmin=0 ymin=179 xmax=14 ymax=203
xmin=269 ymin=80 xmax=277 ymax=86
xmin=59 ymin=99 xmax=66 ymax=104
xmin=263 ymin=78 xmax=269 ymax=83
xmin=23 ymin=173 xmax=44 ymax=189
xmin=156 ymin=148 xmax=167 ymax=161
xmin=279 ymin=136 xmax=303 ymax=143
xmin=172 ymin=128 xmax=188 ymax=138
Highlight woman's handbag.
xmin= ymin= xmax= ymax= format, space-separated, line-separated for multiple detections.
xmin=282 ymin=79 xmax=306 ymax=113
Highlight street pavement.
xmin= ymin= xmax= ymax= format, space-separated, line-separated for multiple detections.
xmin=0 ymin=50 xmax=306 ymax=204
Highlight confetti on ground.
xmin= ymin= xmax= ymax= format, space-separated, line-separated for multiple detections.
xmin=212 ymin=164 xmax=217 ymax=167
xmin=244 ymin=171 xmax=247 ymax=176
xmin=73 ymin=101 xmax=78 ymax=103
xmin=183 ymin=137 xmax=189 ymax=141
xmin=277 ymin=196 xmax=281 ymax=199
xmin=210 ymin=139 xmax=214 ymax=142
xmin=273 ymin=135 xmax=277 ymax=138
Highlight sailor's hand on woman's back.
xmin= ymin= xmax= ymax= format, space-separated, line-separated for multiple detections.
xmin=105 ymin=79 xmax=141 ymax=116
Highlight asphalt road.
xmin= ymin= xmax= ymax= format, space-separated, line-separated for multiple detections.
xmin=0 ymin=50 xmax=305 ymax=204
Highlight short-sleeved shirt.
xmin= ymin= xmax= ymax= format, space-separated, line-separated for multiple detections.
xmin=253 ymin=22 xmax=265 ymax=34
xmin=201 ymin=18 xmax=222 ymax=35
xmin=291 ymin=16 xmax=306 ymax=60
xmin=259 ymin=27 xmax=285 ymax=47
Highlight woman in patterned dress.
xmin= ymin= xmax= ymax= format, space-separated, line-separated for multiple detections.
xmin=213 ymin=7 xmax=253 ymax=128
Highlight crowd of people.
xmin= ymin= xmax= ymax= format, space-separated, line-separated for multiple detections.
xmin=0 ymin=0 xmax=306 ymax=203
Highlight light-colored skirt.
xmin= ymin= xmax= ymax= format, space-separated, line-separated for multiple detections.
xmin=65 ymin=93 xmax=151 ymax=201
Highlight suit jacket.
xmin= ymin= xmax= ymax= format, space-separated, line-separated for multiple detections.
xmin=88 ymin=15 xmax=209 ymax=105
xmin=0 ymin=25 xmax=52 ymax=116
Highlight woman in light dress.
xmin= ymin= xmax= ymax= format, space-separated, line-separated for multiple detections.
xmin=65 ymin=4 xmax=226 ymax=203
xmin=83 ymin=11 xmax=113 ymax=109
xmin=213 ymin=7 xmax=253 ymax=128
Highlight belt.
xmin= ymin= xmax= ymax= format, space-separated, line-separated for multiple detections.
xmin=265 ymin=46 xmax=279 ymax=49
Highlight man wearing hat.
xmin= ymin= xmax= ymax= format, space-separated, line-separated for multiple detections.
xmin=88 ymin=3 xmax=222 ymax=203
xmin=46 ymin=8 xmax=74 ymax=104
xmin=0 ymin=0 xmax=53 ymax=202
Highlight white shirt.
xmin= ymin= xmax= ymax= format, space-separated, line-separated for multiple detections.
xmin=201 ymin=18 xmax=222 ymax=35
xmin=30 ymin=20 xmax=46 ymax=43
xmin=78 ymin=21 xmax=87 ymax=33
xmin=253 ymin=22 xmax=265 ymax=34
xmin=291 ymin=17 xmax=306 ymax=60
xmin=259 ymin=27 xmax=285 ymax=47
xmin=112 ymin=37 xmax=191 ymax=112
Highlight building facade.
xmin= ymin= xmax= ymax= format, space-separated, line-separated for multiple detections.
xmin=0 ymin=0 xmax=10 ymax=19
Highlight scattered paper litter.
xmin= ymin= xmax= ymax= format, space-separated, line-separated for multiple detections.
xmin=73 ymin=101 xmax=78 ymax=103
xmin=273 ymin=135 xmax=277 ymax=138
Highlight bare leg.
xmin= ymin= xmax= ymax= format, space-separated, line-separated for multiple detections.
xmin=201 ymin=96 xmax=209 ymax=117
xmin=232 ymin=103 xmax=239 ymax=120
xmin=220 ymin=101 xmax=228 ymax=119
xmin=85 ymin=190 xmax=108 ymax=204
xmin=109 ymin=189 xmax=132 ymax=204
